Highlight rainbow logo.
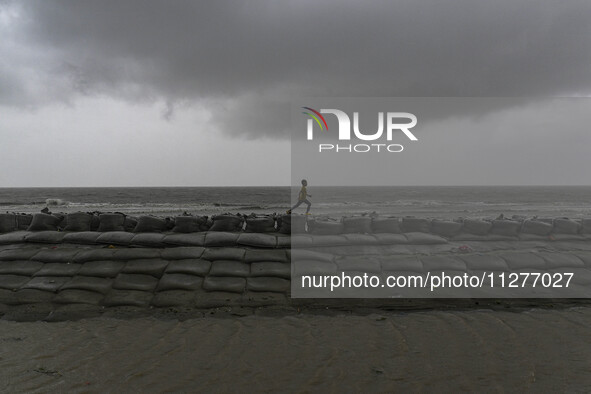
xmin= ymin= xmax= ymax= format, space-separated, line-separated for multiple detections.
xmin=302 ymin=107 xmax=328 ymax=131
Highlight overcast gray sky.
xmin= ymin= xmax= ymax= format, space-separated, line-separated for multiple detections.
xmin=1 ymin=0 xmax=590 ymax=186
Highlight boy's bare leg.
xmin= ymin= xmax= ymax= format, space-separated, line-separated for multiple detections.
xmin=288 ymin=200 xmax=303 ymax=214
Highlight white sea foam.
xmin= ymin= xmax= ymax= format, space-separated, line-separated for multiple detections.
xmin=45 ymin=198 xmax=69 ymax=206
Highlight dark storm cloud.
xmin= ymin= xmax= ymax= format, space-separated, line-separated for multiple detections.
xmin=2 ymin=0 xmax=591 ymax=137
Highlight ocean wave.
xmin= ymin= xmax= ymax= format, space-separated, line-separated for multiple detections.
xmin=0 ymin=201 xmax=51 ymax=206
xmin=0 ymin=202 xmax=28 ymax=206
xmin=45 ymin=198 xmax=69 ymax=206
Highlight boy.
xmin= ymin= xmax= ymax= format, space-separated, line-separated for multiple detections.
xmin=287 ymin=179 xmax=312 ymax=214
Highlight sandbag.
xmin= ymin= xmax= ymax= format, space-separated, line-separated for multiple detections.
xmin=165 ymin=217 xmax=175 ymax=231
xmin=276 ymin=235 xmax=291 ymax=248
xmin=7 ymin=288 xmax=56 ymax=304
xmin=292 ymin=260 xmax=337 ymax=276
xmin=202 ymin=276 xmax=246 ymax=293
xmin=54 ymin=213 xmax=66 ymax=228
xmin=500 ymin=252 xmax=546 ymax=270
xmin=27 ymin=213 xmax=62 ymax=232
xmin=404 ymin=232 xmax=448 ymax=245
xmin=517 ymin=233 xmax=548 ymax=241
xmin=22 ymin=276 xmax=70 ymax=292
xmin=122 ymin=259 xmax=169 ymax=277
xmin=547 ymin=234 xmax=584 ymax=241
xmin=62 ymin=231 xmax=101 ymax=244
xmin=582 ymin=219 xmax=591 ymax=234
xmin=343 ymin=234 xmax=379 ymax=245
xmin=209 ymin=215 xmax=244 ymax=232
xmin=290 ymin=234 xmax=313 ymax=247
xmin=453 ymin=234 xmax=515 ymax=242
xmin=277 ymin=215 xmax=290 ymax=234
xmin=371 ymin=218 xmax=401 ymax=233
xmin=0 ymin=261 xmax=44 ymax=275
xmin=30 ymin=248 xmax=80 ymax=263
xmin=307 ymin=220 xmax=344 ymax=235
xmin=244 ymin=249 xmax=288 ymax=263
xmin=95 ymin=231 xmax=134 ymax=246
xmin=537 ymin=252 xmax=585 ymax=269
xmin=430 ymin=219 xmax=463 ymax=237
xmin=77 ymin=261 xmax=125 ymax=277
xmin=209 ymin=260 xmax=250 ymax=277
xmin=113 ymin=273 xmax=159 ymax=291
xmin=164 ymin=259 xmax=211 ymax=276
xmin=157 ymin=274 xmax=203 ymax=291
xmin=202 ymin=247 xmax=246 ymax=261
xmin=290 ymin=215 xmax=307 ymax=234
xmin=34 ymin=263 xmax=81 ymax=277
xmin=52 ymin=289 xmax=105 ymax=306
xmin=0 ymin=248 xmax=42 ymax=261
xmin=161 ymin=246 xmax=205 ymax=260
xmin=278 ymin=214 xmax=306 ymax=234
xmin=73 ymin=249 xmax=117 ymax=263
xmin=97 ymin=213 xmax=125 ymax=232
xmin=552 ymin=218 xmax=581 ymax=234
xmin=133 ymin=216 xmax=168 ymax=233
xmin=61 ymin=276 xmax=114 ymax=294
xmin=336 ymin=256 xmax=381 ymax=272
xmin=203 ymin=232 xmax=240 ymax=247
xmin=172 ymin=216 xmax=209 ymax=233
xmin=0 ymin=231 xmax=28 ymax=245
xmin=0 ymin=275 xmax=30 ymax=291
xmin=490 ymin=220 xmax=521 ymax=236
xmin=246 ymin=277 xmax=289 ymax=293
xmin=310 ymin=235 xmax=349 ymax=246
xmin=25 ymin=231 xmax=66 ymax=244
xmin=245 ymin=216 xmax=276 ymax=233
xmin=462 ymin=219 xmax=492 ymax=235
xmin=379 ymin=256 xmax=423 ymax=272
xmin=401 ymin=217 xmax=431 ymax=233
xmin=237 ymin=233 xmax=277 ymax=248
xmin=16 ymin=214 xmax=33 ymax=230
xmin=102 ymin=290 xmax=153 ymax=307
xmin=151 ymin=290 xmax=196 ymax=307
xmin=123 ymin=216 xmax=138 ymax=232
xmin=458 ymin=254 xmax=509 ymax=271
xmin=0 ymin=214 xmax=17 ymax=233
xmin=521 ymin=220 xmax=552 ymax=236
xmin=89 ymin=214 xmax=101 ymax=231
xmin=250 ymin=262 xmax=291 ymax=278
xmin=74 ymin=248 xmax=147 ymax=264
xmin=112 ymin=248 xmax=162 ymax=261
xmin=342 ymin=217 xmax=372 ymax=234
xmin=163 ymin=233 xmax=206 ymax=247
xmin=130 ymin=233 xmax=167 ymax=247
xmin=289 ymin=249 xmax=334 ymax=263
xmin=420 ymin=256 xmax=467 ymax=271
xmin=63 ymin=212 xmax=93 ymax=232
xmin=372 ymin=233 xmax=408 ymax=245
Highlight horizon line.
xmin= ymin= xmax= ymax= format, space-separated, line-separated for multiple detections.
xmin=1 ymin=184 xmax=591 ymax=188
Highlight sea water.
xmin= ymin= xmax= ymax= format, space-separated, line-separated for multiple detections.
xmin=0 ymin=186 xmax=590 ymax=219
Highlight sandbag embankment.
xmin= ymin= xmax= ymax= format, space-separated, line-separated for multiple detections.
xmin=0 ymin=212 xmax=590 ymax=320
xmin=3 ymin=212 xmax=591 ymax=240
xmin=0 ymin=239 xmax=292 ymax=321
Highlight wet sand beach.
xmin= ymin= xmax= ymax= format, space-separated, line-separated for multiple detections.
xmin=1 ymin=307 xmax=591 ymax=392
